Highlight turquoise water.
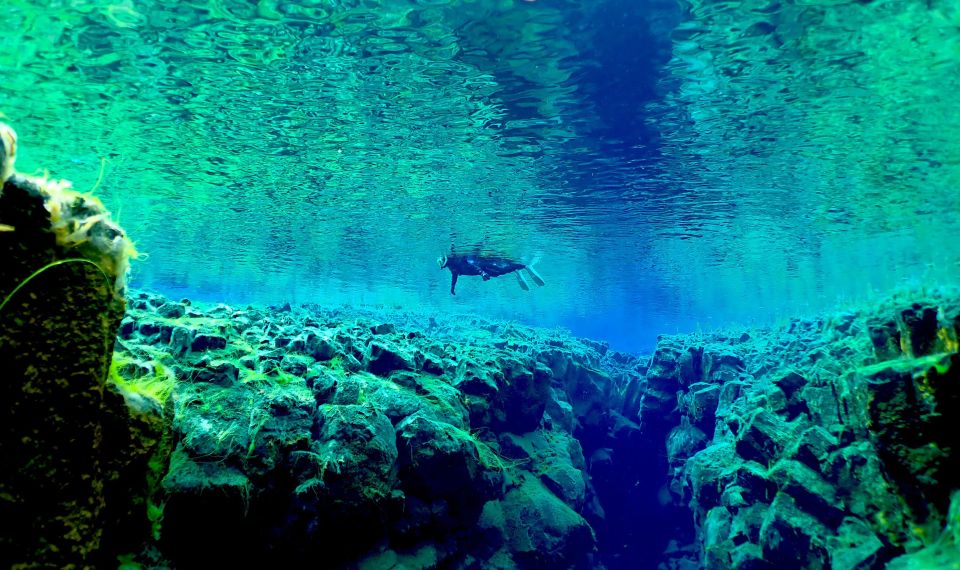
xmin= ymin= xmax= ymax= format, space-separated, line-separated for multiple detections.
xmin=2 ymin=0 xmax=959 ymax=350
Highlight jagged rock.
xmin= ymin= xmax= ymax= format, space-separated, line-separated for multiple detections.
xmin=1 ymin=123 xmax=142 ymax=569
xmin=759 ymin=493 xmax=829 ymax=568
xmin=897 ymin=303 xmax=939 ymax=357
xmin=684 ymin=382 xmax=722 ymax=426
xmin=546 ymin=388 xmax=578 ymax=433
xmin=157 ymin=302 xmax=186 ymax=319
xmin=158 ymin=322 xmax=174 ymax=344
xmin=301 ymin=403 xmax=398 ymax=503
xmin=716 ymin=380 xmax=747 ymax=419
xmin=886 ymin=491 xmax=960 ymax=570
xmin=735 ymin=410 xmax=795 ymax=464
xmin=280 ymin=354 xmax=311 ymax=376
xmin=500 ymin=430 xmax=588 ymax=508
xmin=768 ymin=460 xmax=844 ymax=528
xmin=160 ymin=448 xmax=254 ymax=566
xmin=191 ymin=333 xmax=227 ymax=352
xmin=702 ymin=348 xmax=744 ymax=384
xmin=371 ymin=323 xmax=396 ymax=335
xmin=489 ymin=356 xmax=551 ymax=433
xmin=667 ymin=418 xmax=708 ymax=465
xmin=792 ymin=426 xmax=839 ymax=472
xmin=620 ymin=375 xmax=645 ymax=420
xmin=685 ymin=443 xmax=739 ymax=506
xmin=827 ymin=517 xmax=885 ymax=569
xmin=553 ymin=358 xmax=612 ymax=435
xmin=643 ymin=338 xmax=687 ymax=415
xmin=119 ymin=316 xmax=136 ymax=338
xmin=730 ymin=544 xmax=775 ymax=569
xmin=772 ymin=370 xmax=806 ymax=399
xmin=395 ymin=412 xmax=501 ymax=512
xmin=192 ymin=359 xmax=239 ymax=386
xmin=169 ymin=325 xmax=194 ymax=356
xmin=702 ymin=505 xmax=732 ymax=565
xmin=859 ymin=353 xmax=960 ymax=520
xmin=482 ymin=473 xmax=596 ymax=570
xmin=104 ymin=281 xmax=960 ymax=570
xmin=139 ymin=320 xmax=161 ymax=336
xmin=390 ymin=372 xmax=469 ymax=428
xmin=801 ymin=384 xmax=843 ymax=433
xmin=455 ymin=356 xmax=497 ymax=392
xmin=825 ymin=442 xmax=907 ymax=544
xmin=366 ymin=340 xmax=415 ymax=376
xmin=679 ymin=344 xmax=704 ymax=384
xmin=867 ymin=317 xmax=902 ymax=361
xmin=306 ymin=332 xmax=339 ymax=361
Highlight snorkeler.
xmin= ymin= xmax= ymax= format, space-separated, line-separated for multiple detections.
xmin=437 ymin=250 xmax=545 ymax=295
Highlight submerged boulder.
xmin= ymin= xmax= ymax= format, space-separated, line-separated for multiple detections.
xmin=0 ymin=123 xmax=150 ymax=569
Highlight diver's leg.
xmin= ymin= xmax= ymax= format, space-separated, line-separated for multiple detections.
xmin=450 ymin=272 xmax=459 ymax=295
xmin=515 ymin=271 xmax=530 ymax=291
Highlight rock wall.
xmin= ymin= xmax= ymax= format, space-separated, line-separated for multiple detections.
xmin=111 ymin=290 xmax=960 ymax=569
xmin=0 ymin=124 xmax=161 ymax=569
xmin=637 ymin=296 xmax=960 ymax=569
xmin=114 ymin=291 xmax=646 ymax=569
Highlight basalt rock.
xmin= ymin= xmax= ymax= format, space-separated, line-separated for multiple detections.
xmin=0 ymin=123 xmax=154 ymax=569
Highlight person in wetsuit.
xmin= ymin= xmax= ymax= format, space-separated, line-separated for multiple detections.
xmin=437 ymin=252 xmax=545 ymax=295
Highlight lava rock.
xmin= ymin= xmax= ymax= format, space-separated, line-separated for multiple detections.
xmin=191 ymin=333 xmax=227 ymax=352
xmin=366 ymin=340 xmax=415 ymax=376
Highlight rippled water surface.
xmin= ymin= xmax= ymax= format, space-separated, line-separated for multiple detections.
xmin=3 ymin=0 xmax=959 ymax=349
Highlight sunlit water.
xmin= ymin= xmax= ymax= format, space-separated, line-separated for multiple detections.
xmin=2 ymin=0 xmax=959 ymax=351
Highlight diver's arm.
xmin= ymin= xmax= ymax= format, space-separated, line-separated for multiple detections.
xmin=450 ymin=272 xmax=459 ymax=295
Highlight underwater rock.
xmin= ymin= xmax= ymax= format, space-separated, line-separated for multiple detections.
xmin=396 ymin=412 xmax=502 ymax=512
xmin=735 ymin=409 xmax=795 ymax=464
xmin=191 ymin=332 xmax=227 ymax=352
xmin=0 ymin=123 xmax=148 ymax=569
xmin=482 ymin=473 xmax=597 ymax=570
xmin=457 ymin=354 xmax=552 ymax=433
xmin=859 ymin=352 xmax=960 ymax=522
xmin=682 ymin=381 xmax=722 ymax=428
xmin=632 ymin=297 xmax=960 ymax=570
xmin=642 ymin=337 xmax=686 ymax=411
xmin=827 ymin=517 xmax=886 ymax=569
xmin=160 ymin=448 xmax=255 ymax=566
xmin=169 ymin=324 xmax=194 ymax=355
xmin=366 ymin=339 xmax=416 ymax=376
xmin=102 ymin=286 xmax=960 ymax=570
xmin=279 ymin=403 xmax=398 ymax=559
xmin=157 ymin=301 xmax=186 ymax=319
xmin=305 ymin=331 xmax=339 ymax=361
xmin=192 ymin=358 xmax=239 ymax=387
xmin=371 ymin=322 xmax=397 ymax=335
xmin=897 ymin=303 xmax=940 ymax=357
xmin=867 ymin=316 xmax=902 ymax=361
xmin=759 ymin=493 xmax=829 ymax=568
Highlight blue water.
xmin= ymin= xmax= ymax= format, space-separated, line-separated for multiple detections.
xmin=2 ymin=0 xmax=959 ymax=352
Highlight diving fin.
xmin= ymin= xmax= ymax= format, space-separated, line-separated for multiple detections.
xmin=515 ymin=271 xmax=531 ymax=291
xmin=524 ymin=266 xmax=545 ymax=287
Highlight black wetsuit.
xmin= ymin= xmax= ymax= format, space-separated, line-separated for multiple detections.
xmin=442 ymin=254 xmax=526 ymax=295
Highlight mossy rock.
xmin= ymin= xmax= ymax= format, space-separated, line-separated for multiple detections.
xmin=0 ymin=131 xmax=153 ymax=568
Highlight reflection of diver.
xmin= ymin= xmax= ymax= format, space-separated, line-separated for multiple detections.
xmin=437 ymin=252 xmax=545 ymax=295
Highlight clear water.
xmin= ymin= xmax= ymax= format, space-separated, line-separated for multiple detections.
xmin=2 ymin=0 xmax=959 ymax=351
